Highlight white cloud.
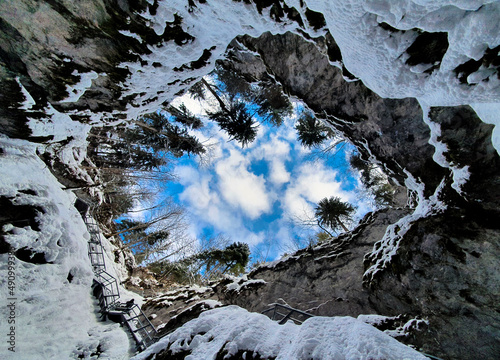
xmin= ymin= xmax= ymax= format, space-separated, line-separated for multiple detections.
xmin=269 ymin=160 xmax=290 ymax=185
xmin=283 ymin=161 xmax=352 ymax=220
xmin=251 ymin=134 xmax=291 ymax=186
xmin=179 ymin=174 xmax=214 ymax=211
xmin=215 ymin=149 xmax=272 ymax=219
xmin=176 ymin=166 xmax=265 ymax=246
xmin=171 ymin=98 xmax=375 ymax=258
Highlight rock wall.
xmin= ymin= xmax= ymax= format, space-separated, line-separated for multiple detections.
xmin=214 ymin=31 xmax=500 ymax=360
xmin=1 ymin=1 xmax=499 ymax=359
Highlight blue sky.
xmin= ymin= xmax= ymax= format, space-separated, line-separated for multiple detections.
xmin=158 ymin=97 xmax=376 ymax=263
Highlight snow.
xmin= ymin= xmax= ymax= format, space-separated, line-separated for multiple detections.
xmin=3 ymin=1 xmax=500 ymax=357
xmin=358 ymin=314 xmax=429 ymax=339
xmin=198 ymin=299 xmax=222 ymax=309
xmin=384 ymin=318 xmax=429 ymax=338
xmin=28 ymin=104 xmax=91 ymax=144
xmin=131 ymin=306 xmax=428 ymax=360
xmin=225 ymin=274 xmax=267 ymax=293
xmin=0 ymin=136 xmax=131 ymax=359
xmin=308 ymin=0 xmax=500 ymax=104
xmin=60 ymin=70 xmax=100 ymax=104
xmin=250 ymin=253 xmax=300 ymax=272
xmin=420 ymin=101 xmax=471 ymax=195
xmin=357 ymin=314 xmax=395 ymax=326
xmin=15 ymin=77 xmax=35 ymax=110
xmin=39 ymin=0 xmax=497 ymax=156
xmin=305 ymin=0 xmax=500 ymax=153
xmin=19 ymin=82 xmax=102 ymax=197
xmin=364 ymin=171 xmax=448 ymax=280
xmin=118 ymin=30 xmax=143 ymax=43
xmin=120 ymin=0 xmax=300 ymax=121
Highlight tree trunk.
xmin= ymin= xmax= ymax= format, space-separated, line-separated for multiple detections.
xmin=337 ymin=217 xmax=349 ymax=232
xmin=317 ymin=221 xmax=335 ymax=237
xmin=201 ymin=78 xmax=228 ymax=112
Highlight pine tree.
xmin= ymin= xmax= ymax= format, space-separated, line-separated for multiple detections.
xmin=215 ymin=66 xmax=292 ymax=127
xmin=315 ymin=196 xmax=355 ymax=233
xmin=135 ymin=111 xmax=205 ymax=157
xmin=201 ymin=78 xmax=259 ymax=147
xmin=349 ymin=153 xmax=394 ymax=206
xmin=206 ymin=99 xmax=259 ymax=147
xmin=295 ymin=111 xmax=330 ymax=148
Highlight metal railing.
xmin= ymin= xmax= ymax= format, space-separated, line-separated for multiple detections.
xmin=262 ymin=303 xmax=444 ymax=360
xmin=109 ymin=303 xmax=158 ymax=351
xmin=82 ymin=207 xmax=158 ymax=351
xmin=261 ymin=303 xmax=314 ymax=325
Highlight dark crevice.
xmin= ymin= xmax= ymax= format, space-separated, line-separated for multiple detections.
xmin=0 ymin=196 xmax=44 ymax=232
xmin=283 ymin=5 xmax=304 ymax=28
xmin=19 ymin=189 xmax=37 ymax=196
xmin=379 ymin=22 xmax=404 ymax=33
xmin=15 ymin=247 xmax=52 ymax=264
xmin=174 ymin=46 xmax=216 ymax=72
xmin=325 ymin=33 xmax=342 ymax=62
xmin=305 ymin=8 xmax=326 ymax=30
xmin=0 ymin=237 xmax=11 ymax=254
xmin=454 ymin=44 xmax=500 ymax=84
xmin=341 ymin=64 xmax=358 ymax=81
xmin=405 ymin=31 xmax=448 ymax=73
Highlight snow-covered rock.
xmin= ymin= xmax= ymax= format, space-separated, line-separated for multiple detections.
xmin=131 ymin=306 xmax=428 ymax=360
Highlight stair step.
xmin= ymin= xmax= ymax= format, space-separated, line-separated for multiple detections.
xmin=86 ymin=214 xmax=158 ymax=350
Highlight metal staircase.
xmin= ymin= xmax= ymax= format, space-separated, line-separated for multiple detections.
xmin=108 ymin=303 xmax=158 ymax=349
xmin=83 ymin=212 xmax=158 ymax=351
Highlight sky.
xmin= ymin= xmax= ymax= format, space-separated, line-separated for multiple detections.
xmin=155 ymin=95 xmax=376 ymax=264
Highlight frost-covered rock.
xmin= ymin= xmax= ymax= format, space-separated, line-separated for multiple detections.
xmin=0 ymin=138 xmax=131 ymax=359
xmin=141 ymin=284 xmax=219 ymax=336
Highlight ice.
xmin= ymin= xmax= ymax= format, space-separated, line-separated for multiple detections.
xmin=0 ymin=137 xmax=131 ymax=359
xmin=60 ymin=70 xmax=100 ymax=104
xmin=131 ymin=306 xmax=428 ymax=360
xmin=15 ymin=77 xmax=35 ymax=110
xmin=307 ymin=0 xmax=500 ymax=105
xmin=364 ymin=171 xmax=447 ymax=280
xmin=2 ymin=1 xmax=500 ymax=358
xmin=419 ymin=102 xmax=472 ymax=195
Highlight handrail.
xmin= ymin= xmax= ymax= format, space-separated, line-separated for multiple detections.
xmin=262 ymin=303 xmax=314 ymax=325
xmin=420 ymin=353 xmax=444 ymax=360
xmin=81 ymin=205 xmax=158 ymax=351
xmin=262 ymin=303 xmax=443 ymax=360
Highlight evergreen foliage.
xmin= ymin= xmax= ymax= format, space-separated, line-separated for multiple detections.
xmin=165 ymin=103 xmax=203 ymax=130
xmin=206 ymin=98 xmax=259 ymax=147
xmin=187 ymin=64 xmax=292 ymax=147
xmin=349 ymin=153 xmax=394 ymax=206
xmin=135 ymin=111 xmax=205 ymax=158
xmin=215 ymin=66 xmax=292 ymax=126
xmin=295 ymin=111 xmax=330 ymax=148
xmin=315 ymin=196 xmax=356 ymax=233
xmin=149 ymin=242 xmax=251 ymax=284
xmin=189 ymin=241 xmax=251 ymax=279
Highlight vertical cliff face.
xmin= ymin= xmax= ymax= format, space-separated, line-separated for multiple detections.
xmin=1 ymin=1 xmax=499 ymax=359
xmin=213 ymin=31 xmax=500 ymax=359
